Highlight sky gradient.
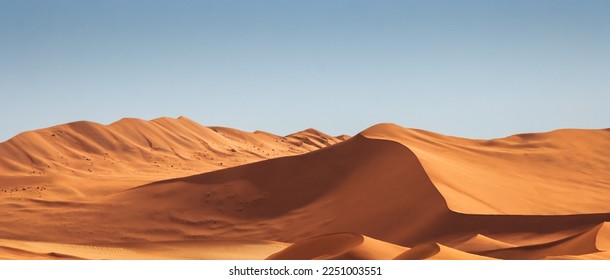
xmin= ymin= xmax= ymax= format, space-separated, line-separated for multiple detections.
xmin=1 ymin=0 xmax=609 ymax=142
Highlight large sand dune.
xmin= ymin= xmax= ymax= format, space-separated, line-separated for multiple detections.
xmin=0 ymin=116 xmax=342 ymax=198
xmin=0 ymin=118 xmax=608 ymax=259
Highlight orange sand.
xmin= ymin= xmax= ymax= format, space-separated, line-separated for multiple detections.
xmin=0 ymin=118 xmax=608 ymax=259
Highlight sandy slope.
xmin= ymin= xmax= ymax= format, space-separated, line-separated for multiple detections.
xmin=0 ymin=238 xmax=287 ymax=260
xmin=1 ymin=118 xmax=609 ymax=259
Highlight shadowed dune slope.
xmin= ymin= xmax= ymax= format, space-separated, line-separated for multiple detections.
xmin=104 ymin=135 xmax=449 ymax=245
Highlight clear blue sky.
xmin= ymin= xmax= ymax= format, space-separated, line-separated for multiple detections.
xmin=1 ymin=0 xmax=609 ymax=142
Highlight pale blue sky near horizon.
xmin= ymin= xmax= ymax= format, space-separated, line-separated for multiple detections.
xmin=1 ymin=0 xmax=609 ymax=142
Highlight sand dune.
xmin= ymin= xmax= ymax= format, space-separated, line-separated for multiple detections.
xmin=444 ymin=234 xmax=516 ymax=253
xmin=0 ymin=117 xmax=343 ymax=199
xmin=266 ymin=233 xmax=407 ymax=260
xmin=361 ymin=123 xmax=610 ymax=215
xmin=1 ymin=118 xmax=609 ymax=259
xmin=478 ymin=222 xmax=610 ymax=260
xmin=102 ymin=134 xmax=448 ymax=245
xmin=393 ymin=243 xmax=494 ymax=260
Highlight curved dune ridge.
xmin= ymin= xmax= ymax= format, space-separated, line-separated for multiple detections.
xmin=361 ymin=123 xmax=610 ymax=215
xmin=0 ymin=118 xmax=609 ymax=259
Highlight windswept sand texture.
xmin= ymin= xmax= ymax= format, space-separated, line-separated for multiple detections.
xmin=0 ymin=118 xmax=609 ymax=259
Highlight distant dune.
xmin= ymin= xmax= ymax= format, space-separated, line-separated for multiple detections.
xmin=0 ymin=117 xmax=608 ymax=259
xmin=0 ymin=116 xmax=342 ymax=198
